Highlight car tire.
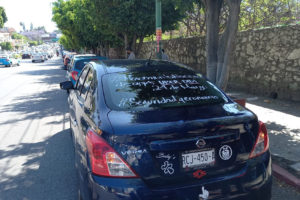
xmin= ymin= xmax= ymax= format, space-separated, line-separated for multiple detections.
xmin=6 ymin=64 xmax=11 ymax=67
xmin=32 ymin=61 xmax=35 ymax=63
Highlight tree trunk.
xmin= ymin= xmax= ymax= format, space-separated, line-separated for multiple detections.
xmin=204 ymin=0 xmax=223 ymax=84
xmin=132 ymin=34 xmax=137 ymax=53
xmin=124 ymin=34 xmax=128 ymax=59
xmin=135 ymin=36 xmax=144 ymax=58
xmin=216 ymin=0 xmax=241 ymax=90
xmin=203 ymin=0 xmax=241 ymax=90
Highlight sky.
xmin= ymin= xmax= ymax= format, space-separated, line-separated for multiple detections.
xmin=1 ymin=0 xmax=57 ymax=32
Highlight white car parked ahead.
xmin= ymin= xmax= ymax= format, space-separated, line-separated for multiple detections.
xmin=32 ymin=54 xmax=44 ymax=63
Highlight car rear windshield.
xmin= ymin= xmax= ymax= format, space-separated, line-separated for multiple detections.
xmin=102 ymin=71 xmax=228 ymax=111
xmin=74 ymin=59 xmax=100 ymax=70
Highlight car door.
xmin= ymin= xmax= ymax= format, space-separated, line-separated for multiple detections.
xmin=71 ymin=66 xmax=90 ymax=163
xmin=72 ymin=66 xmax=97 ymax=190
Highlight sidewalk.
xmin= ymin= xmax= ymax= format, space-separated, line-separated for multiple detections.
xmin=227 ymin=90 xmax=300 ymax=191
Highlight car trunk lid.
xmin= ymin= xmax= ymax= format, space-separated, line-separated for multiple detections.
xmin=106 ymin=103 xmax=258 ymax=188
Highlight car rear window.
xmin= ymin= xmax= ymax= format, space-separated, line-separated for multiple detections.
xmin=74 ymin=59 xmax=99 ymax=70
xmin=102 ymin=71 xmax=228 ymax=111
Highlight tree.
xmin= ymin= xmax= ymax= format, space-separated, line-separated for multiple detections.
xmin=12 ymin=32 xmax=24 ymax=40
xmin=28 ymin=41 xmax=38 ymax=47
xmin=203 ymin=0 xmax=241 ymax=90
xmin=0 ymin=7 xmax=7 ymax=28
xmin=0 ymin=42 xmax=13 ymax=51
xmin=239 ymin=0 xmax=300 ymax=30
xmin=52 ymin=0 xmax=190 ymax=56
xmin=180 ymin=1 xmax=206 ymax=37
xmin=20 ymin=22 xmax=26 ymax=32
xmin=35 ymin=26 xmax=46 ymax=32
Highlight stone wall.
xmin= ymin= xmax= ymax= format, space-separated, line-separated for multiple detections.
xmin=139 ymin=25 xmax=300 ymax=101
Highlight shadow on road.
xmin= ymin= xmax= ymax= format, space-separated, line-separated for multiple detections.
xmin=0 ymin=129 xmax=78 ymax=200
xmin=0 ymin=88 xmax=69 ymax=126
xmin=0 ymin=59 xmax=69 ymax=125
xmin=17 ymin=68 xmax=66 ymax=85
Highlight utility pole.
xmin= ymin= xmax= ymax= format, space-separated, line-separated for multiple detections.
xmin=156 ymin=0 xmax=162 ymax=59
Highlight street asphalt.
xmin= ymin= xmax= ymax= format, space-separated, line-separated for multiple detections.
xmin=0 ymin=58 xmax=77 ymax=200
xmin=0 ymin=58 xmax=299 ymax=200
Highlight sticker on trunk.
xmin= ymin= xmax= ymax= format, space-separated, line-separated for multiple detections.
xmin=198 ymin=186 xmax=209 ymax=200
xmin=193 ymin=169 xmax=207 ymax=179
xmin=219 ymin=145 xmax=232 ymax=160
xmin=161 ymin=161 xmax=175 ymax=175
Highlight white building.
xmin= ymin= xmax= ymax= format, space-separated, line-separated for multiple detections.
xmin=0 ymin=32 xmax=11 ymax=43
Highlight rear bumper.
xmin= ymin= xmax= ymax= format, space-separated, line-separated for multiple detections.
xmin=0 ymin=61 xmax=10 ymax=65
xmin=85 ymin=152 xmax=272 ymax=200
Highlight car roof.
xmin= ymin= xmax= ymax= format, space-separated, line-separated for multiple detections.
xmin=74 ymin=54 xmax=96 ymax=58
xmin=74 ymin=56 xmax=105 ymax=61
xmin=92 ymin=59 xmax=194 ymax=74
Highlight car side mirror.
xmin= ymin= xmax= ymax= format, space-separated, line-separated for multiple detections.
xmin=60 ymin=81 xmax=74 ymax=90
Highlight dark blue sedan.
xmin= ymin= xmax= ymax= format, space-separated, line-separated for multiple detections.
xmin=60 ymin=60 xmax=272 ymax=200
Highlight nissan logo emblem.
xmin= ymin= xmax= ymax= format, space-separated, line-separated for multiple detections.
xmin=196 ymin=138 xmax=206 ymax=148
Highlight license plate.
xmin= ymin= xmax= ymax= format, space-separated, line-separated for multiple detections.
xmin=182 ymin=149 xmax=215 ymax=168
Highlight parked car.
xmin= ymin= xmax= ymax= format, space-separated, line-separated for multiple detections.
xmin=32 ymin=54 xmax=44 ymax=63
xmin=69 ymin=54 xmax=96 ymax=69
xmin=41 ymin=52 xmax=48 ymax=61
xmin=0 ymin=54 xmax=20 ymax=67
xmin=60 ymin=60 xmax=272 ymax=200
xmin=63 ymin=52 xmax=77 ymax=70
xmin=67 ymin=55 xmax=107 ymax=86
xmin=22 ymin=52 xmax=31 ymax=59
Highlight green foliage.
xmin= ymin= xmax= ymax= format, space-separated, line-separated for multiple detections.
xmin=0 ymin=42 xmax=12 ymax=51
xmin=11 ymin=32 xmax=26 ymax=40
xmin=176 ymin=0 xmax=300 ymax=38
xmin=90 ymin=0 xmax=187 ymax=50
xmin=13 ymin=54 xmax=21 ymax=59
xmin=58 ymin=35 xmax=74 ymax=50
xmin=239 ymin=0 xmax=300 ymax=30
xmin=0 ymin=7 xmax=7 ymax=28
xmin=52 ymin=0 xmax=191 ymax=55
xmin=52 ymin=0 xmax=109 ymax=52
xmin=28 ymin=41 xmax=38 ymax=47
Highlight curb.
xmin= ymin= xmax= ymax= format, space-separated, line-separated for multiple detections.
xmin=272 ymin=163 xmax=300 ymax=191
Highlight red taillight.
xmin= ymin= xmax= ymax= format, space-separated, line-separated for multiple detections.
xmin=249 ymin=121 xmax=269 ymax=158
xmin=6 ymin=59 xmax=9 ymax=62
xmin=85 ymin=129 xmax=138 ymax=178
xmin=71 ymin=71 xmax=78 ymax=81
